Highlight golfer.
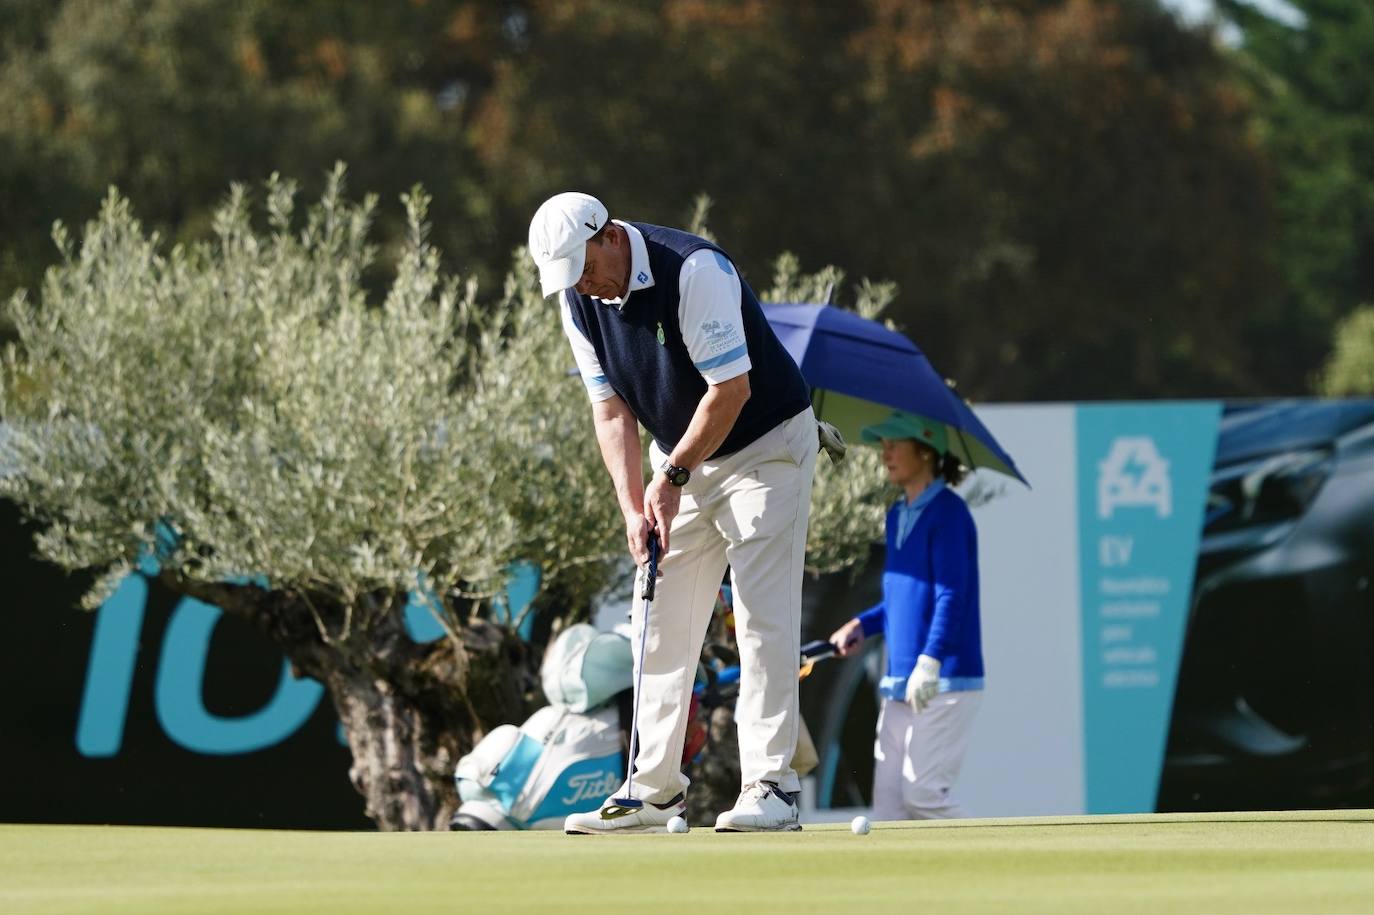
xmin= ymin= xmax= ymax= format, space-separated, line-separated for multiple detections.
xmin=529 ymin=192 xmax=818 ymax=833
xmin=828 ymin=411 xmax=984 ymax=820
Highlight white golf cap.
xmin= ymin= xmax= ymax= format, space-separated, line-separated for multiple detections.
xmin=528 ymin=191 xmax=609 ymax=297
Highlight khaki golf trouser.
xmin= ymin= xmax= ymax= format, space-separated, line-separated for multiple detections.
xmin=627 ymin=407 xmax=817 ymax=803
xmin=872 ymin=691 xmax=983 ymax=820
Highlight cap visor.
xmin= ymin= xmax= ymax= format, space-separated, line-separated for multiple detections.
xmin=538 ymin=252 xmax=584 ymax=298
xmin=859 ymin=421 xmax=904 ymax=443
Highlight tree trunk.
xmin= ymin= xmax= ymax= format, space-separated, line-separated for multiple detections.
xmin=161 ymin=574 xmax=533 ymax=831
xmin=321 ymin=612 xmax=528 ymax=832
xmin=330 ymin=668 xmax=452 ymax=830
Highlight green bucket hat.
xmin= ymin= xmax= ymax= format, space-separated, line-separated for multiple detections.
xmin=859 ymin=410 xmax=948 ymax=455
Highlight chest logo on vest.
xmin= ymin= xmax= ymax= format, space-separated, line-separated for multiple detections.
xmin=656 ymin=322 xmax=666 ymax=345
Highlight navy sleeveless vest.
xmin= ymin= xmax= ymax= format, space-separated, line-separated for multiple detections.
xmin=564 ymin=222 xmax=810 ymax=459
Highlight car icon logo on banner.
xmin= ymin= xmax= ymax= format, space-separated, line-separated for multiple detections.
xmin=1098 ymin=436 xmax=1172 ymax=519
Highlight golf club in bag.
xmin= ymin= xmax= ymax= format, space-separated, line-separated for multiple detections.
xmin=798 ymin=639 xmax=837 ymax=679
xmin=690 ymin=639 xmax=838 ymax=705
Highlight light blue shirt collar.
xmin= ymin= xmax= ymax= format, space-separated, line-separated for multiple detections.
xmin=600 ymin=221 xmax=655 ymax=311
xmin=895 ymin=479 xmax=944 ymax=549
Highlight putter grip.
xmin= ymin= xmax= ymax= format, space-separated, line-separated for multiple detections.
xmin=641 ymin=535 xmax=658 ymax=601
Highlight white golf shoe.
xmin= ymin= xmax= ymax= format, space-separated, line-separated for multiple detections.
xmin=564 ymin=792 xmax=687 ymax=835
xmin=714 ymin=781 xmax=802 ymax=832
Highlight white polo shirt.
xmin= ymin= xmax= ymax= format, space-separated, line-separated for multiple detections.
xmin=559 ymin=221 xmax=751 ymax=404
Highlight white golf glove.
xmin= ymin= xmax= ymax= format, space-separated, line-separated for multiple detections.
xmin=817 ymin=420 xmax=848 ymax=465
xmin=905 ymin=655 xmax=941 ymax=713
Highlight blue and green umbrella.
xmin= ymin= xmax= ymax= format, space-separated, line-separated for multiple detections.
xmin=763 ymin=302 xmax=1028 ymax=485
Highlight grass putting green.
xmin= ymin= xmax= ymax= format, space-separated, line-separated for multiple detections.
xmin=3 ymin=810 xmax=1374 ymax=914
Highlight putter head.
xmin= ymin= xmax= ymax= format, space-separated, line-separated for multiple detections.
xmin=601 ymin=797 xmax=644 ymax=819
xmin=640 ymin=534 xmax=659 ymax=601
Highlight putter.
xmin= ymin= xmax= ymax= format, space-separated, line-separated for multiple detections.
xmin=602 ymin=532 xmax=659 ymax=819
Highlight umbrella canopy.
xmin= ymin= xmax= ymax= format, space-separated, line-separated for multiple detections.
xmin=763 ymin=302 xmax=1028 ymax=485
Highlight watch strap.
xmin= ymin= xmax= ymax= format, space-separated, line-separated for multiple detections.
xmin=660 ymin=460 xmax=690 ymax=486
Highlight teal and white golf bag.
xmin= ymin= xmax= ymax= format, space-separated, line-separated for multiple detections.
xmin=450 ymin=625 xmax=634 ymax=831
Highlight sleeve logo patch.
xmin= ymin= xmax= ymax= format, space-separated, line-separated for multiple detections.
xmin=701 ymin=320 xmax=740 ymax=354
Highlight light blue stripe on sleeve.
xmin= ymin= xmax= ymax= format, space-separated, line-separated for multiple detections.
xmin=590 ymin=375 xmax=607 ymax=385
xmin=712 ymin=251 xmax=735 ymax=276
xmin=694 ymin=344 xmax=748 ymax=371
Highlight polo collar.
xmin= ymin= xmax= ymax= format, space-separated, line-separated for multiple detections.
xmin=902 ymin=478 xmax=945 ymax=509
xmin=597 ymin=221 xmax=655 ymax=310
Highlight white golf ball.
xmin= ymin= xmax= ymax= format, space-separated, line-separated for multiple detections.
xmin=850 ymin=815 xmax=871 ymax=835
xmin=667 ymin=816 xmax=689 ymax=834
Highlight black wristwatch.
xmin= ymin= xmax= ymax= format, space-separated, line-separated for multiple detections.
xmin=660 ymin=460 xmax=691 ymax=487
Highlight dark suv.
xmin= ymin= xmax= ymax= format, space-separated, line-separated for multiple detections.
xmin=1160 ymin=400 xmax=1374 ymax=810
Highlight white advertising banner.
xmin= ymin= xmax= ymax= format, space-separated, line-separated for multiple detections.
xmin=956 ymin=402 xmax=1220 ymax=815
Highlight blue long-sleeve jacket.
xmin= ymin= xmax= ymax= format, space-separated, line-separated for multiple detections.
xmin=857 ymin=487 xmax=984 ymax=696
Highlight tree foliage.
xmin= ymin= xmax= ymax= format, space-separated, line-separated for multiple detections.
xmin=1319 ymin=304 xmax=1374 ymax=395
xmin=0 ymin=0 xmax=495 ymax=304
xmin=2 ymin=0 xmax=1284 ymax=400
xmin=1218 ymin=0 xmax=1374 ymax=391
xmin=473 ymin=0 xmax=1278 ymax=399
xmin=2 ymin=165 xmax=622 ymax=619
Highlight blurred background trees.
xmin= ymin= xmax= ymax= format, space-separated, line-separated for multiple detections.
xmin=1214 ymin=0 xmax=1374 ymax=392
xmin=480 ymin=0 xmax=1279 ymax=399
xmin=0 ymin=0 xmax=498 ymax=304
xmin=7 ymin=0 xmax=1371 ymax=401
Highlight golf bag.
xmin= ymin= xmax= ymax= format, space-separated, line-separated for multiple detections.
xmin=451 ymin=702 xmax=628 ymax=831
xmin=449 ymin=621 xmax=711 ymax=831
xmin=451 ymin=623 xmax=634 ymax=830
xmin=448 ymin=584 xmax=822 ymax=831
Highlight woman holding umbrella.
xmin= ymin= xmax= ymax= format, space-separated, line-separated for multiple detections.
xmin=828 ymin=409 xmax=984 ymax=821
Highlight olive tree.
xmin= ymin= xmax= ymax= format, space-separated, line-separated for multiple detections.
xmin=1 ymin=166 xmax=627 ymax=830
xmin=2 ymin=170 xmax=891 ymax=829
